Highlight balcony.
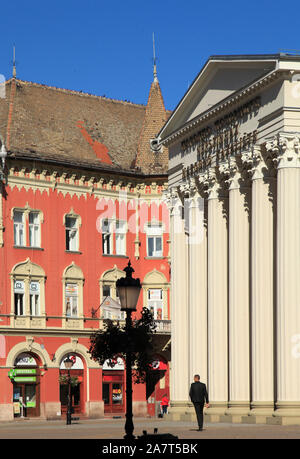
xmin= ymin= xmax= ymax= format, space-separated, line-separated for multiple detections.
xmin=0 ymin=315 xmax=171 ymax=335
xmin=153 ymin=320 xmax=171 ymax=334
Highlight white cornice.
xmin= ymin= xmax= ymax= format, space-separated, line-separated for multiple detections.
xmin=161 ymin=69 xmax=289 ymax=147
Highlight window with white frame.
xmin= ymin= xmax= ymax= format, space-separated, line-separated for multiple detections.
xmin=11 ymin=260 xmax=45 ymax=320
xmin=13 ymin=211 xmax=25 ymax=246
xmin=29 ymin=212 xmax=40 ymax=247
xmin=147 ymin=289 xmax=163 ymax=320
xmin=29 ymin=281 xmax=40 ymax=316
xmin=102 ymin=219 xmax=113 ymax=255
xmin=146 ymin=223 xmax=163 ymax=257
xmin=65 ymin=216 xmax=79 ymax=251
xmin=65 ymin=283 xmax=78 ymax=317
xmin=14 ymin=280 xmax=25 ymax=316
xmin=115 ymin=220 xmax=126 ymax=256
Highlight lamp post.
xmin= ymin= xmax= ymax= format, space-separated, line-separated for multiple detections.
xmin=64 ymin=356 xmax=74 ymax=425
xmin=116 ymin=261 xmax=141 ymax=442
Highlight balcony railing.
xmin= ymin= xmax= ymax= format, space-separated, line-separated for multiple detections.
xmin=0 ymin=314 xmax=171 ymax=334
xmin=153 ymin=320 xmax=171 ymax=334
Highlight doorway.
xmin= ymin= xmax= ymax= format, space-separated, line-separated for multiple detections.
xmin=102 ymin=371 xmax=124 ymax=414
xmin=13 ymin=382 xmax=40 ymax=417
xmin=59 ymin=370 xmax=83 ymax=415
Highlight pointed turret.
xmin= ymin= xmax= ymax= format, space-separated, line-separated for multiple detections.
xmin=135 ymin=38 xmax=169 ymax=174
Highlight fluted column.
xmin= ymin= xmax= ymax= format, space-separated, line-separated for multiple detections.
xmin=188 ymin=180 xmax=207 ymax=385
xmin=267 ymin=133 xmax=300 ymax=418
xmin=249 ymin=146 xmax=275 ymax=415
xmin=168 ymin=189 xmax=189 ymax=415
xmin=204 ymin=169 xmax=228 ymax=414
xmin=220 ymin=157 xmax=250 ymax=416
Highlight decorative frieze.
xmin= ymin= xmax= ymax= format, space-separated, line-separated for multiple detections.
xmin=6 ymin=161 xmax=166 ymax=201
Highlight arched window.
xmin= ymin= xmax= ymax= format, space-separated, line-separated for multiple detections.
xmin=10 ymin=259 xmax=46 ymax=318
xmin=142 ymin=270 xmax=169 ymax=321
xmin=62 ymin=263 xmax=84 ymax=328
xmin=63 ymin=209 xmax=82 ymax=253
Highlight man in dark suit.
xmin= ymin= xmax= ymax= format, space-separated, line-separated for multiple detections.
xmin=189 ymin=374 xmax=209 ymax=431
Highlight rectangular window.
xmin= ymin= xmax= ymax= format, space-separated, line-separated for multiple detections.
xmin=115 ymin=221 xmax=126 ymax=255
xmin=14 ymin=281 xmax=25 ymax=316
xmin=65 ymin=217 xmax=78 ymax=251
xmin=102 ymin=219 xmax=112 ymax=255
xmin=13 ymin=211 xmax=25 ymax=246
xmin=29 ymin=282 xmax=40 ymax=316
xmin=102 ymin=285 xmax=111 ymax=298
xmin=29 ymin=212 xmax=40 ymax=247
xmin=147 ymin=289 xmax=163 ymax=320
xmin=65 ymin=283 xmax=78 ymax=317
xmin=147 ymin=224 xmax=163 ymax=257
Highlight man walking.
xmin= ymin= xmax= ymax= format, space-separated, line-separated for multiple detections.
xmin=189 ymin=374 xmax=209 ymax=431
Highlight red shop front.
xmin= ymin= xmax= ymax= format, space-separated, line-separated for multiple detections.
xmin=102 ymin=358 xmax=124 ymax=415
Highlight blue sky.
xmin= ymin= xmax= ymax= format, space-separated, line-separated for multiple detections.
xmin=1 ymin=0 xmax=300 ymax=110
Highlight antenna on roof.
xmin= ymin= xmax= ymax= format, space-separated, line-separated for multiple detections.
xmin=12 ymin=45 xmax=16 ymax=78
xmin=152 ymin=32 xmax=158 ymax=83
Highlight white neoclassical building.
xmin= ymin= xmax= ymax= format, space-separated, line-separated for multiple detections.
xmin=159 ymin=53 xmax=300 ymax=425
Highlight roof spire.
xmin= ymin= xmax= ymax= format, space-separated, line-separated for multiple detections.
xmin=152 ymin=32 xmax=158 ymax=83
xmin=12 ymin=45 xmax=16 ymax=78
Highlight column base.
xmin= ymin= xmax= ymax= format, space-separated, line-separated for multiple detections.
xmin=225 ymin=401 xmax=250 ymax=423
xmin=167 ymin=401 xmax=192 ymax=421
xmin=205 ymin=402 xmax=228 ymax=423
xmin=167 ymin=401 xmax=300 ymax=425
xmin=273 ymin=402 xmax=300 ymax=425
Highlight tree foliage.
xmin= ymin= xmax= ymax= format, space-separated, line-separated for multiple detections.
xmin=88 ymin=307 xmax=157 ymax=383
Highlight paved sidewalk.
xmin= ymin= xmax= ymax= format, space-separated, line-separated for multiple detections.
xmin=0 ymin=416 xmax=299 ymax=439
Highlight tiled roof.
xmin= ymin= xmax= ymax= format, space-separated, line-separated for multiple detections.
xmin=135 ymin=80 xmax=169 ymax=175
xmin=0 ymin=78 xmax=168 ymax=175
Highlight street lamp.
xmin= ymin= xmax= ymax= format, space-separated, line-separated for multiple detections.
xmin=116 ymin=261 xmax=141 ymax=441
xmin=64 ymin=356 xmax=74 ymax=425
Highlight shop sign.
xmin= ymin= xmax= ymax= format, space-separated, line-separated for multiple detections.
xmin=103 ymin=357 xmax=124 ymax=370
xmin=15 ymin=353 xmax=37 ymax=366
xmin=26 ymin=401 xmax=36 ymax=408
xmin=9 ymin=368 xmax=36 ymax=379
xmin=60 ymin=354 xmax=84 ymax=370
xmin=14 ymin=377 xmax=36 ymax=383
xmin=13 ymin=402 xmax=20 ymax=414
xmin=150 ymin=358 xmax=168 ymax=371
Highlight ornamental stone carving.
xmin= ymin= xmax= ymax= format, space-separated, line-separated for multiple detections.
xmin=266 ymin=133 xmax=300 ymax=169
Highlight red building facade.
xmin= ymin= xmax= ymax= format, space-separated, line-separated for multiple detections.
xmin=0 ymin=75 xmax=171 ymax=420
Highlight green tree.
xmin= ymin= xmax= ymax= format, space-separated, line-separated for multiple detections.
xmin=88 ymin=307 xmax=157 ymax=383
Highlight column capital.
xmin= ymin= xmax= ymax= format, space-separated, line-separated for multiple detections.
xmin=202 ymin=167 xmax=222 ymax=200
xmin=266 ymin=132 xmax=300 ymax=169
xmin=219 ymin=157 xmax=248 ymax=191
xmin=163 ymin=187 xmax=181 ymax=215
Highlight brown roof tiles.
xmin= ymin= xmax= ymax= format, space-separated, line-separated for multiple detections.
xmin=0 ymin=78 xmax=169 ymax=176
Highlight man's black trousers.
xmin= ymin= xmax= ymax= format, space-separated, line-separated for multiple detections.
xmin=193 ymin=402 xmax=204 ymax=429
